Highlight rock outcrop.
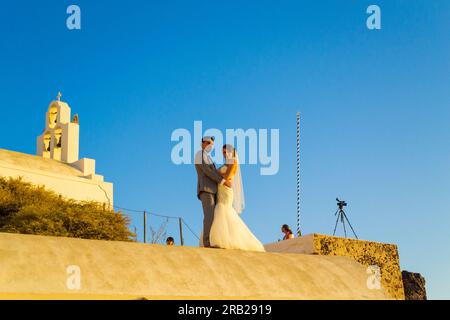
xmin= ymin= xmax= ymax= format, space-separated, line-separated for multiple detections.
xmin=402 ymin=271 xmax=427 ymax=300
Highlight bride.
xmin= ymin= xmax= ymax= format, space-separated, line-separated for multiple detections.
xmin=208 ymin=144 xmax=265 ymax=252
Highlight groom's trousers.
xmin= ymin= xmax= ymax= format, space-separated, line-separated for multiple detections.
xmin=199 ymin=191 xmax=216 ymax=247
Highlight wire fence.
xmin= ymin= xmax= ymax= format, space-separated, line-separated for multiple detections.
xmin=113 ymin=205 xmax=200 ymax=246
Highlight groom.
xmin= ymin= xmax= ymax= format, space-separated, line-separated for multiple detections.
xmin=195 ymin=136 xmax=232 ymax=247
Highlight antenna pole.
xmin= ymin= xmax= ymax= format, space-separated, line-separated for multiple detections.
xmin=296 ymin=112 xmax=302 ymax=237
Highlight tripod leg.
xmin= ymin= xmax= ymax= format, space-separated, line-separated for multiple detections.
xmin=333 ymin=211 xmax=340 ymax=236
xmin=342 ymin=213 xmax=347 ymax=238
xmin=343 ymin=213 xmax=358 ymax=239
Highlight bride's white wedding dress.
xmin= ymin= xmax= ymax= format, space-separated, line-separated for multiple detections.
xmin=209 ymin=179 xmax=265 ymax=252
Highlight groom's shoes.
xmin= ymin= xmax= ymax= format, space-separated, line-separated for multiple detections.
xmin=204 ymin=245 xmax=221 ymax=249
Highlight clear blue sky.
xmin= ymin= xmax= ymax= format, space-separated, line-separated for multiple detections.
xmin=0 ymin=1 xmax=448 ymax=298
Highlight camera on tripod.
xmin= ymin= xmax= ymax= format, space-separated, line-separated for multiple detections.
xmin=336 ymin=198 xmax=347 ymax=210
xmin=333 ymin=197 xmax=358 ymax=239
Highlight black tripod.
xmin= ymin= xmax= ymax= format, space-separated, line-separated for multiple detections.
xmin=333 ymin=198 xmax=358 ymax=239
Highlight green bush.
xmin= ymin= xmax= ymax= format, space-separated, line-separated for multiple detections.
xmin=0 ymin=177 xmax=135 ymax=241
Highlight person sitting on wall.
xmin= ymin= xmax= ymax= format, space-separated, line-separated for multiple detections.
xmin=281 ymin=224 xmax=295 ymax=240
xmin=166 ymin=237 xmax=175 ymax=246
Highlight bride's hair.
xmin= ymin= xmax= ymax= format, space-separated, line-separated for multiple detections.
xmin=222 ymin=144 xmax=236 ymax=165
xmin=222 ymin=144 xmax=236 ymax=156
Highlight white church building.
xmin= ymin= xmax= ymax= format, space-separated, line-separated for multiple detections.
xmin=0 ymin=93 xmax=113 ymax=206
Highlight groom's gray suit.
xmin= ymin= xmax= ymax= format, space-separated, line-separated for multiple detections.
xmin=195 ymin=150 xmax=224 ymax=247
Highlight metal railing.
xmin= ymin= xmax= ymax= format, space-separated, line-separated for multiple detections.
xmin=113 ymin=205 xmax=200 ymax=246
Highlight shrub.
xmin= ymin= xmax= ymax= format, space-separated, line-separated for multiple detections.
xmin=0 ymin=177 xmax=135 ymax=241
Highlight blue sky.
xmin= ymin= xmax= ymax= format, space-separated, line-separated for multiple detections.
xmin=0 ymin=1 xmax=449 ymax=298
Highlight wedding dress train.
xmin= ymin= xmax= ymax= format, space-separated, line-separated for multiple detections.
xmin=209 ymin=184 xmax=265 ymax=252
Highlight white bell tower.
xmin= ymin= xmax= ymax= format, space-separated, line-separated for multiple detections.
xmin=0 ymin=92 xmax=116 ymax=207
xmin=37 ymin=92 xmax=80 ymax=163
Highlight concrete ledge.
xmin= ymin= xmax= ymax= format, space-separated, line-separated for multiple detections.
xmin=265 ymin=234 xmax=405 ymax=300
xmin=0 ymin=149 xmax=113 ymax=206
xmin=0 ymin=233 xmax=389 ymax=300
